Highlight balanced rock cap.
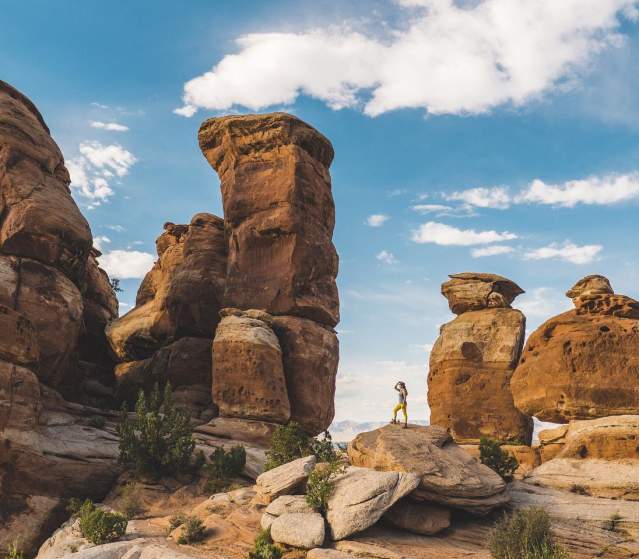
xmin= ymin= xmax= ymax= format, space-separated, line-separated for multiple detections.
xmin=442 ymin=272 xmax=524 ymax=315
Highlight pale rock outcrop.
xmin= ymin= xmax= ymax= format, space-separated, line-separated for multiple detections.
xmin=348 ymin=424 xmax=509 ymax=515
xmin=213 ymin=308 xmax=290 ymax=423
xmin=307 ymin=550 xmax=355 ymax=559
xmin=428 ymin=273 xmax=532 ymax=443
xmin=254 ymin=455 xmax=316 ymax=504
xmin=261 ymin=495 xmax=315 ymax=530
xmin=526 ymin=415 xmax=639 ymax=499
xmin=511 ymin=275 xmax=639 ymax=422
xmin=383 ymin=500 xmax=451 ymax=535
xmin=270 ymin=512 xmax=326 ymax=549
xmin=198 ymin=112 xmax=339 ymax=327
xmin=325 ymin=466 xmax=421 ymax=540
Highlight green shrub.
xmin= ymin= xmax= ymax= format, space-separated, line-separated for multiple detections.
xmin=305 ymin=458 xmax=346 ymax=512
xmin=117 ymin=383 xmax=196 ymax=479
xmin=203 ymin=444 xmax=246 ymax=492
xmin=176 ymin=515 xmax=205 ymax=545
xmin=118 ymin=482 xmax=143 ymax=520
xmin=4 ymin=540 xmax=24 ymax=559
xmin=249 ymin=529 xmax=282 ymax=559
xmin=70 ymin=499 xmax=127 ymax=545
xmin=265 ymin=423 xmax=338 ymax=471
xmin=88 ymin=415 xmax=106 ymax=429
xmin=168 ymin=514 xmax=187 ymax=532
xmin=605 ymin=512 xmax=623 ymax=532
xmin=569 ymin=483 xmax=589 ymax=496
xmin=480 ymin=437 xmax=519 ymax=481
xmin=310 ymin=431 xmax=337 ymax=463
xmin=489 ymin=508 xmax=567 ymax=559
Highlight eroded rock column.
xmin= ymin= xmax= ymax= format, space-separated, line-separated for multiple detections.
xmin=428 ymin=273 xmax=533 ymax=444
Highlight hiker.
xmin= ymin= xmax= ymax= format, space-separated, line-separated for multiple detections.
xmin=391 ymin=381 xmax=408 ymax=429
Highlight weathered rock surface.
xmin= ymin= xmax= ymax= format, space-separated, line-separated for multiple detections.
xmin=213 ymin=308 xmax=290 ymax=423
xmin=0 ymin=81 xmax=92 ymax=286
xmin=441 ymin=273 xmax=524 ymax=315
xmin=325 ymin=466 xmax=421 ymax=540
xmin=271 ymin=512 xmax=326 ymax=549
xmin=0 ymin=303 xmax=39 ymax=368
xmin=429 ymin=308 xmax=532 ymax=443
xmin=383 ymin=500 xmax=451 ymax=535
xmin=254 ymin=455 xmax=316 ymax=504
xmin=107 ymin=214 xmax=226 ymax=361
xmin=526 ymin=415 xmax=639 ymax=499
xmin=199 ymin=112 xmax=339 ymax=327
xmin=261 ymin=495 xmax=315 ymax=530
xmin=348 ymin=425 xmax=508 ymax=515
xmin=272 ymin=315 xmax=338 ymax=434
xmin=307 ymin=549 xmax=355 ymax=559
xmin=196 ymin=417 xmax=278 ymax=447
xmin=511 ymin=275 xmax=639 ymax=422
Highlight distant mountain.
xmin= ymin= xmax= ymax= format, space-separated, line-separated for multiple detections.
xmin=329 ymin=419 xmax=430 ymax=442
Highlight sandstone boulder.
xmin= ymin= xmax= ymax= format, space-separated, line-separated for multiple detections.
xmin=213 ymin=309 xmax=290 ymax=423
xmin=255 ymin=455 xmax=316 ymax=504
xmin=261 ymin=495 xmax=315 ymax=530
xmin=441 ymin=273 xmax=524 ymax=315
xmin=511 ymin=275 xmax=639 ymax=422
xmin=325 ymin=466 xmax=421 ymax=540
xmin=0 ymin=81 xmax=92 ymax=285
xmin=270 ymin=512 xmax=326 ymax=549
xmin=526 ymin=415 xmax=639 ymax=499
xmin=195 ymin=417 xmax=277 ymax=447
xmin=199 ymin=112 xmax=339 ymax=327
xmin=272 ymin=315 xmax=338 ymax=434
xmin=348 ymin=424 xmax=508 ymax=515
xmin=106 ymin=213 xmax=226 ymax=361
xmin=429 ymin=273 xmax=532 ymax=444
xmin=0 ymin=304 xmax=39 ymax=369
xmin=383 ymin=500 xmax=451 ymax=535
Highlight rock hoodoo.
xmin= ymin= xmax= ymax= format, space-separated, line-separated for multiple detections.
xmin=428 ymin=273 xmax=532 ymax=444
xmin=198 ymin=113 xmax=340 ymax=436
xmin=511 ymin=275 xmax=639 ymax=422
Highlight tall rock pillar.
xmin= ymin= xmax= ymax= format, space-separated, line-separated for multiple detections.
xmin=428 ymin=273 xmax=533 ymax=444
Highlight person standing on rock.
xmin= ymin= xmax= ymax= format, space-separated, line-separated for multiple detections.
xmin=391 ymin=381 xmax=408 ymax=429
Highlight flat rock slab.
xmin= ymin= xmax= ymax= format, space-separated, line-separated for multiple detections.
xmin=325 ymin=466 xmax=420 ymax=540
xmin=270 ymin=512 xmax=326 ymax=549
xmin=348 ymin=424 xmax=508 ymax=515
xmin=255 ymin=455 xmax=316 ymax=504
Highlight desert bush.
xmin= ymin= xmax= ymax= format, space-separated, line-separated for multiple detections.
xmin=177 ymin=515 xmax=206 ymax=545
xmin=204 ymin=445 xmax=246 ymax=492
xmin=310 ymin=431 xmax=337 ymax=463
xmin=489 ymin=507 xmax=567 ymax=559
xmin=249 ymin=529 xmax=282 ymax=559
xmin=569 ymin=483 xmax=589 ymax=496
xmin=4 ymin=540 xmax=24 ymax=559
xmin=605 ymin=512 xmax=623 ymax=532
xmin=88 ymin=415 xmax=106 ymax=429
xmin=118 ymin=482 xmax=143 ymax=519
xmin=265 ymin=422 xmax=338 ymax=470
xmin=305 ymin=457 xmax=346 ymax=512
xmin=70 ymin=499 xmax=127 ymax=545
xmin=480 ymin=437 xmax=519 ymax=481
xmin=168 ymin=514 xmax=187 ymax=532
xmin=117 ymin=383 xmax=195 ymax=478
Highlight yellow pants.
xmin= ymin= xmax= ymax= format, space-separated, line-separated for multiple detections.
xmin=392 ymin=403 xmax=407 ymax=423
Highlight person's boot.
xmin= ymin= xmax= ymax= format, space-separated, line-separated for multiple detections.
xmin=402 ymin=422 xmax=408 ymax=429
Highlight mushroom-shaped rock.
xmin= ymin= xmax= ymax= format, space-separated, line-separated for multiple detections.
xmin=198 ymin=112 xmax=339 ymax=327
xmin=442 ymin=272 xmax=524 ymax=315
xmin=325 ymin=466 xmax=421 ymax=540
xmin=348 ymin=424 xmax=508 ymax=515
xmin=511 ymin=275 xmax=639 ymax=422
xmin=429 ymin=273 xmax=531 ymax=443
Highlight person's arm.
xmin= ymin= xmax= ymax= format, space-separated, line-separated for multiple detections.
xmin=394 ymin=382 xmax=400 ymax=391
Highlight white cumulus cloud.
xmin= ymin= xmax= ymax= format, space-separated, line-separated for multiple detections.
xmin=366 ymin=214 xmax=390 ymax=227
xmin=90 ymin=121 xmax=129 ymax=132
xmin=444 ymin=186 xmax=511 ymax=209
xmin=376 ymin=250 xmax=398 ymax=265
xmin=411 ymin=221 xmax=518 ymax=246
xmin=471 ymin=245 xmax=515 ymax=258
xmin=516 ymin=172 xmax=639 ymax=207
xmin=97 ymin=250 xmax=155 ymax=279
xmin=523 ymin=242 xmax=602 ymax=264
xmin=175 ymin=0 xmax=637 ymax=117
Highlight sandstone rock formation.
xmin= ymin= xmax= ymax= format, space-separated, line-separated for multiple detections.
xmin=271 ymin=512 xmax=326 ymax=549
xmin=325 ymin=466 xmax=421 ymax=540
xmin=383 ymin=500 xmax=451 ymax=535
xmin=348 ymin=424 xmax=509 ymax=515
xmin=261 ymin=495 xmax=315 ymax=530
xmin=254 ymin=455 xmax=316 ymax=504
xmin=197 ymin=113 xmax=340 ymax=436
xmin=106 ymin=214 xmax=227 ymax=417
xmin=511 ymin=275 xmax=639 ymax=422
xmin=526 ymin=415 xmax=639 ymax=499
xmin=428 ymin=273 xmax=532 ymax=443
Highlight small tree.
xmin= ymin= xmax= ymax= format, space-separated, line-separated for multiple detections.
xmin=204 ymin=445 xmax=246 ymax=492
xmin=110 ymin=278 xmax=123 ymax=293
xmin=310 ymin=431 xmax=337 ymax=463
xmin=265 ymin=422 xmax=312 ymax=470
xmin=480 ymin=437 xmax=519 ymax=481
xmin=489 ymin=508 xmax=567 ymax=559
xmin=305 ymin=458 xmax=346 ymax=512
xmin=118 ymin=383 xmax=195 ymax=478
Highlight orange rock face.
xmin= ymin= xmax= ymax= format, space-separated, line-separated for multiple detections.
xmin=199 ymin=113 xmax=339 ymax=327
xmin=511 ymin=275 xmax=639 ymax=422
xmin=428 ymin=274 xmax=532 ymax=444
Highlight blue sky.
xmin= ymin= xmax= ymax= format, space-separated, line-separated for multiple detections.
xmin=3 ymin=0 xmax=639 ymax=423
